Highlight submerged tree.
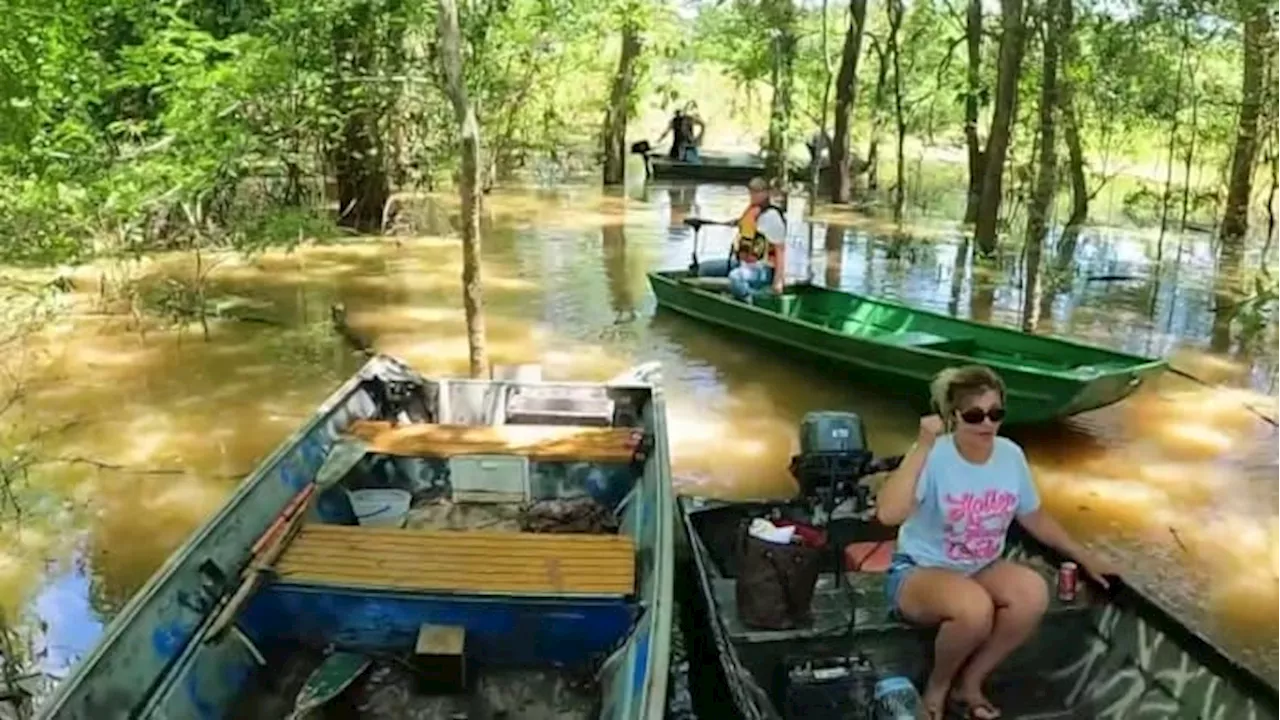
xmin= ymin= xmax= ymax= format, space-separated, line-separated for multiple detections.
xmin=1023 ymin=0 xmax=1066 ymax=329
xmin=962 ymin=0 xmax=984 ymax=223
xmin=763 ymin=0 xmax=799 ymax=183
xmin=438 ymin=0 xmax=490 ymax=378
xmin=601 ymin=2 xmax=644 ymax=186
xmin=1219 ymin=0 xmax=1274 ymax=247
xmin=829 ymin=0 xmax=869 ymax=203
xmin=972 ymin=0 xmax=1028 ymax=255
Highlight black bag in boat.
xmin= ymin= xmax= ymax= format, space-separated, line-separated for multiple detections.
xmin=735 ymin=520 xmax=827 ymax=630
xmin=520 ymin=496 xmax=619 ymax=534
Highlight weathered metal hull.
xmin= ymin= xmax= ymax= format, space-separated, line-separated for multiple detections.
xmin=648 ymin=271 xmax=1167 ymax=424
xmin=37 ymin=356 xmax=675 ymax=720
xmin=679 ymin=496 xmax=1278 ymax=720
xmin=644 ymin=155 xmax=835 ymax=187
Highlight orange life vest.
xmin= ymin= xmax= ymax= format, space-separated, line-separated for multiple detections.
xmin=735 ymin=204 xmax=786 ymax=264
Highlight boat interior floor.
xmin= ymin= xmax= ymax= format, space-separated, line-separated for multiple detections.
xmin=716 ymin=564 xmax=1097 ymax=719
xmin=230 ymin=648 xmax=598 ymax=720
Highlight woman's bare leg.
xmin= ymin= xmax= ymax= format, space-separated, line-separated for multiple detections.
xmin=953 ymin=560 xmax=1050 ymax=716
xmin=896 ymin=568 xmax=995 ymax=716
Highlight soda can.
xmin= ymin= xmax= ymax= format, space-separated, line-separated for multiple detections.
xmin=1057 ymin=562 xmax=1078 ymax=602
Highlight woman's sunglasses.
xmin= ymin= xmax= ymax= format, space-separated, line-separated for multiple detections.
xmin=959 ymin=406 xmax=1007 ymax=424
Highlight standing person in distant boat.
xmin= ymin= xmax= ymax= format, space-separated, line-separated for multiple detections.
xmin=806 ymin=128 xmax=831 ymax=167
xmin=875 ymin=365 xmax=1117 ymax=720
xmin=681 ymin=102 xmax=706 ymax=163
xmin=655 ymin=109 xmax=687 ymax=160
xmin=655 ymin=104 xmax=705 ymax=162
xmin=694 ymin=177 xmax=787 ymax=302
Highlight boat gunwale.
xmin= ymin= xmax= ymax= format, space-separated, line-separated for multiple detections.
xmin=636 ymin=387 xmax=676 ymax=720
xmin=648 ymin=270 xmax=1168 ymax=382
xmin=676 ymin=496 xmax=783 ymax=720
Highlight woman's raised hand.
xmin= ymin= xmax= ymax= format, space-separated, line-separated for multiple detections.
xmin=918 ymin=415 xmax=945 ymax=445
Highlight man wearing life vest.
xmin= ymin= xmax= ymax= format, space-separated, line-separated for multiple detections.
xmin=696 ymin=177 xmax=787 ymax=301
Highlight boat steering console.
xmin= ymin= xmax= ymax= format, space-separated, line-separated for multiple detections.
xmin=788 ymin=412 xmax=902 ymax=526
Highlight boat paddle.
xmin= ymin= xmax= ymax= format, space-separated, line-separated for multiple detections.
xmin=205 ymin=439 xmax=371 ymax=643
xmin=287 ymin=650 xmax=372 ymax=720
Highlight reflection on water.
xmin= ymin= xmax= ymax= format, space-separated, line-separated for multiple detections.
xmin=0 ymin=183 xmax=1276 ymax=690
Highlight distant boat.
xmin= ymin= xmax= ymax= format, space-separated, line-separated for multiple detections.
xmin=634 ymin=145 xmax=833 ymax=187
xmin=648 ymin=270 xmax=1167 ymax=424
xmin=36 ymin=355 xmax=674 ymax=720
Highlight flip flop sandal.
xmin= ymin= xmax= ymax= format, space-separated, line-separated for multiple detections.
xmin=950 ymin=697 xmax=1002 ymax=720
xmin=917 ymin=704 xmax=944 ymax=720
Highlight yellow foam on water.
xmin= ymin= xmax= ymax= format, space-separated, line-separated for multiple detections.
xmin=1150 ymin=421 xmax=1237 ymax=462
xmin=1136 ymin=462 xmax=1227 ymax=507
xmin=1038 ymin=473 xmax=1174 ymax=539
xmin=1209 ymin=568 xmax=1280 ymax=643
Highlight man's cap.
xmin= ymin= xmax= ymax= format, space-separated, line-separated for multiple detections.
xmin=747 ymin=177 xmax=769 ymax=192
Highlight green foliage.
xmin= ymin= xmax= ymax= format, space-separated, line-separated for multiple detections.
xmin=0 ymin=0 xmax=1263 ymax=263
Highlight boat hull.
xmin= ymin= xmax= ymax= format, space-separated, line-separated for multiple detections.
xmin=37 ymin=356 xmax=675 ymax=720
xmin=679 ymin=495 xmax=1278 ymax=720
xmin=645 ymin=155 xmax=836 ymax=188
xmin=648 ymin=271 xmax=1166 ymax=424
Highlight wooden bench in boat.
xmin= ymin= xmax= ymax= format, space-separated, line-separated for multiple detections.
xmin=273 ymin=525 xmax=636 ymax=597
xmin=343 ymin=420 xmax=643 ymax=463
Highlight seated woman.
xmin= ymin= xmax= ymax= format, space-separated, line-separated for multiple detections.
xmin=875 ymin=365 xmax=1115 ymax=720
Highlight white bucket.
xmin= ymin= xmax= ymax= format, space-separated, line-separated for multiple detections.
xmin=348 ymin=489 xmax=411 ymax=528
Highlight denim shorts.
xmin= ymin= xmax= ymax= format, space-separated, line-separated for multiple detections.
xmin=884 ymin=553 xmax=919 ymax=617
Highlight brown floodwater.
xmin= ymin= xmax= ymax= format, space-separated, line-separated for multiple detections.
xmin=0 ymin=182 xmax=1276 ymax=697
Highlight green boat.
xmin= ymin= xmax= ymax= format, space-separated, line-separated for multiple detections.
xmin=35 ymin=356 xmax=675 ymax=720
xmin=679 ymin=411 xmax=1278 ymax=719
xmin=647 ymin=269 xmax=1167 ymax=424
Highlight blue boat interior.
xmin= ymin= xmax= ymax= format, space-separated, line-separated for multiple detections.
xmin=142 ymin=370 xmax=665 ymax=719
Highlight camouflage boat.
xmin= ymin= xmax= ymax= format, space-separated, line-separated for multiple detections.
xmin=37 ymin=356 xmax=674 ymax=720
xmin=679 ymin=411 xmax=1278 ymax=719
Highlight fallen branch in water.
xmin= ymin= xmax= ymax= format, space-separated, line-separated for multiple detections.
xmin=1166 ymin=366 xmax=1279 ymax=427
xmin=330 ymin=303 xmax=376 ymax=357
xmin=40 ymin=455 xmax=244 ymax=479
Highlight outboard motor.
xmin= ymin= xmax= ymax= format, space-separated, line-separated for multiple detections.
xmin=789 ymin=411 xmax=876 ymax=523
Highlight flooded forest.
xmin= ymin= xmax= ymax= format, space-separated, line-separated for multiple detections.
xmin=0 ymin=0 xmax=1277 ymax=713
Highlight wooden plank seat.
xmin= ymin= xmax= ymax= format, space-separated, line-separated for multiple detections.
xmin=273 ymin=525 xmax=636 ymax=596
xmin=343 ymin=420 xmax=643 ymax=463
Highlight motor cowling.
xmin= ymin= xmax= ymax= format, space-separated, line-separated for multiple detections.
xmin=790 ymin=412 xmax=875 ymax=517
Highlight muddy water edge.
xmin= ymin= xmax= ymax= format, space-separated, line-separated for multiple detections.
xmin=0 ymin=183 xmax=1276 ymax=705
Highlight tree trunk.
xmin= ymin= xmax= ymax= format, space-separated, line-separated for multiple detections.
xmin=1058 ymin=0 xmax=1086 ymax=232
xmin=1219 ymin=1 xmax=1272 ymax=246
xmin=1022 ymin=0 xmax=1063 ymax=331
xmin=1059 ymin=85 xmax=1087 ymax=227
xmin=824 ymin=224 xmax=845 ymax=286
xmin=331 ymin=2 xmax=389 ymax=232
xmin=865 ymin=40 xmax=889 ymax=190
xmin=829 ymin=0 xmax=868 ymax=203
xmin=972 ymin=0 xmax=1028 ymax=256
xmin=888 ymin=0 xmax=906 ymax=220
xmin=765 ymin=0 xmax=798 ymax=183
xmin=1178 ymin=63 xmax=1200 ymax=231
xmin=438 ymin=0 xmax=489 ymax=378
xmin=602 ymin=17 xmax=642 ymax=186
xmin=1156 ymin=23 xmax=1189 ymax=266
xmin=962 ymin=0 xmax=984 ymax=223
